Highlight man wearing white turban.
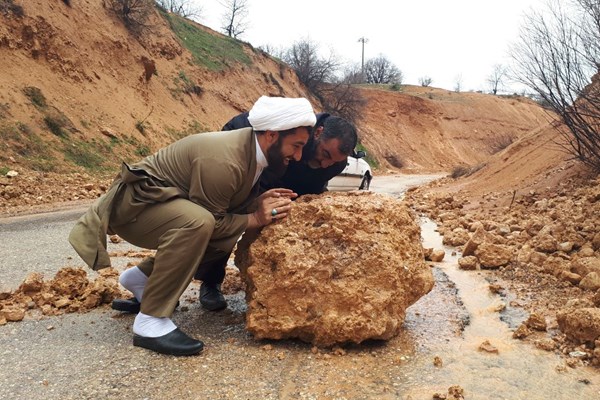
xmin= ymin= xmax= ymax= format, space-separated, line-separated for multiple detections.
xmin=190 ymin=106 xmax=359 ymax=312
xmin=69 ymin=96 xmax=316 ymax=356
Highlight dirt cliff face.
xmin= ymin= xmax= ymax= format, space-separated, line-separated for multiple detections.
xmin=0 ymin=0 xmax=312 ymax=175
xmin=237 ymin=191 xmax=434 ymax=346
xmin=359 ymin=86 xmax=553 ymax=173
xmin=1 ymin=0 xmax=560 ymax=188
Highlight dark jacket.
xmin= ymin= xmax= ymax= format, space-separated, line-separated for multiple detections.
xmin=222 ymin=112 xmax=347 ymax=196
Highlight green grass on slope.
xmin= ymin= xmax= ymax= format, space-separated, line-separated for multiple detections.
xmin=160 ymin=10 xmax=251 ymax=71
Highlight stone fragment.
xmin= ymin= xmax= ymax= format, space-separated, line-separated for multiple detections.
xmin=1 ymin=307 xmax=25 ymax=321
xmin=462 ymin=226 xmax=493 ymax=256
xmin=443 ymin=228 xmax=470 ymax=246
xmin=580 ymin=272 xmax=600 ymax=291
xmin=429 ymin=249 xmax=445 ymax=262
xmin=558 ymin=242 xmax=574 ymax=253
xmin=238 ymin=192 xmax=434 ymax=346
xmin=458 ymin=256 xmax=478 ymax=270
xmin=533 ymin=233 xmax=558 ymax=253
xmin=535 ymin=338 xmax=557 ymax=351
xmin=18 ymin=272 xmax=43 ymax=294
xmin=513 ymin=323 xmax=532 ymax=339
xmin=571 ymin=257 xmax=600 ymax=279
xmin=525 ymin=312 xmax=547 ymax=331
xmin=557 ymin=307 xmax=600 ymax=343
xmin=559 ymin=270 xmax=582 ymax=285
xmin=592 ymin=233 xmax=600 ymax=251
xmin=478 ymin=340 xmax=499 ymax=353
xmin=475 ymin=243 xmax=513 ymax=269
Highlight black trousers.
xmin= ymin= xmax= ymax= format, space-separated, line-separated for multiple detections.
xmin=194 ymin=251 xmax=230 ymax=285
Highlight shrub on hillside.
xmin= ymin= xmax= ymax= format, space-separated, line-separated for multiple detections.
xmin=451 ymin=163 xmax=486 ymax=179
xmin=23 ymin=86 xmax=47 ymax=109
xmin=0 ymin=0 xmax=24 ymax=17
xmin=105 ymin=0 xmax=153 ymax=32
xmin=384 ymin=154 xmax=404 ymax=169
xmin=451 ymin=165 xmax=470 ymax=179
xmin=487 ymin=134 xmax=514 ymax=154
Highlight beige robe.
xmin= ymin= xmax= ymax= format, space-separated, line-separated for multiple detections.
xmin=69 ymin=127 xmax=259 ymax=271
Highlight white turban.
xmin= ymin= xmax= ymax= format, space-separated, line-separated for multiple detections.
xmin=248 ymin=96 xmax=316 ymax=131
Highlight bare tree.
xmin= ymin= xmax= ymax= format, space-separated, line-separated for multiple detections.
xmin=510 ymin=0 xmax=600 ymax=170
xmin=220 ymin=0 xmax=248 ymax=38
xmin=156 ymin=0 xmax=201 ymax=19
xmin=340 ymin=63 xmax=364 ymax=85
xmin=487 ymin=64 xmax=508 ymax=95
xmin=419 ymin=76 xmax=433 ymax=87
xmin=319 ymin=82 xmax=367 ymax=126
xmin=283 ymin=38 xmax=340 ymax=93
xmin=364 ymin=55 xmax=403 ymax=84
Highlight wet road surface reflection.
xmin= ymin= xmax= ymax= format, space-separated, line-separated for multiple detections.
xmin=404 ymin=217 xmax=599 ymax=399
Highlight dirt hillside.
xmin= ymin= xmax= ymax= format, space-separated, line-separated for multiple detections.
xmin=1 ymin=0 xmax=571 ymax=209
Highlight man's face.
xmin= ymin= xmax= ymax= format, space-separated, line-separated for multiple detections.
xmin=307 ymin=136 xmax=348 ymax=169
xmin=266 ymin=127 xmax=310 ymax=174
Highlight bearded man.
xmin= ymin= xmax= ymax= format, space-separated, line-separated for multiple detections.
xmin=69 ymin=96 xmax=316 ymax=356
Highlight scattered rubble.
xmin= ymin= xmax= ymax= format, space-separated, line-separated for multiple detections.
xmin=0 ymin=267 xmax=123 ymax=323
xmin=406 ymin=174 xmax=600 ymax=366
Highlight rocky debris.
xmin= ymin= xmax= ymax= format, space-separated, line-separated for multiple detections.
xmin=433 ymin=385 xmax=465 ymax=400
xmin=0 ymin=169 xmax=113 ymax=215
xmin=0 ymin=267 xmax=123 ymax=323
xmin=237 ymin=191 xmax=434 ymax=346
xmin=405 ymin=175 xmax=600 ymax=366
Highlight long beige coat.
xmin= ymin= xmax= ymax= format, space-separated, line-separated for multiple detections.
xmin=69 ymin=127 xmax=259 ymax=271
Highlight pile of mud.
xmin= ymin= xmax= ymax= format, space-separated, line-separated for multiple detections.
xmin=406 ymin=174 xmax=600 ymax=366
xmin=237 ymin=191 xmax=434 ymax=346
xmin=0 ymin=267 xmax=123 ymax=324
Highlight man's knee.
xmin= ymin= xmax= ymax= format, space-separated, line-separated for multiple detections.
xmin=183 ymin=209 xmax=216 ymax=237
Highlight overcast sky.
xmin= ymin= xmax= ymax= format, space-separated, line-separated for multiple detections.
xmin=192 ymin=0 xmax=545 ymax=93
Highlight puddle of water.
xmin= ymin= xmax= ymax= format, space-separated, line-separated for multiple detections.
xmin=405 ymin=216 xmax=600 ymax=399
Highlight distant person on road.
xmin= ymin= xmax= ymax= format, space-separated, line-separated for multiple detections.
xmin=68 ymin=96 xmax=316 ymax=356
xmin=191 ymin=111 xmax=360 ymax=311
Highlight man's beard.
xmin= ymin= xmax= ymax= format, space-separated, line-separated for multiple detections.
xmin=265 ymin=137 xmax=288 ymax=176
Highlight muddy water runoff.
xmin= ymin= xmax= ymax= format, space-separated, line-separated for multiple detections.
xmin=372 ymin=174 xmax=599 ymax=399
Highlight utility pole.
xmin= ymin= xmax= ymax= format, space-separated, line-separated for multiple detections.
xmin=358 ymin=37 xmax=368 ymax=83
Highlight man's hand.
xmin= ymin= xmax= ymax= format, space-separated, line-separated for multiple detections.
xmin=248 ymin=188 xmax=298 ymax=229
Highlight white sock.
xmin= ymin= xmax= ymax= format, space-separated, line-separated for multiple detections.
xmin=133 ymin=312 xmax=177 ymax=337
xmin=119 ymin=266 xmax=148 ymax=302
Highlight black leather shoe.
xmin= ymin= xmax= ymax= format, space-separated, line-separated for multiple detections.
xmin=200 ymin=283 xmax=227 ymax=311
xmin=133 ymin=328 xmax=204 ymax=356
xmin=111 ymin=297 xmax=180 ymax=313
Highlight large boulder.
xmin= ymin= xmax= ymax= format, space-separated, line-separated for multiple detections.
xmin=237 ymin=191 xmax=434 ymax=346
